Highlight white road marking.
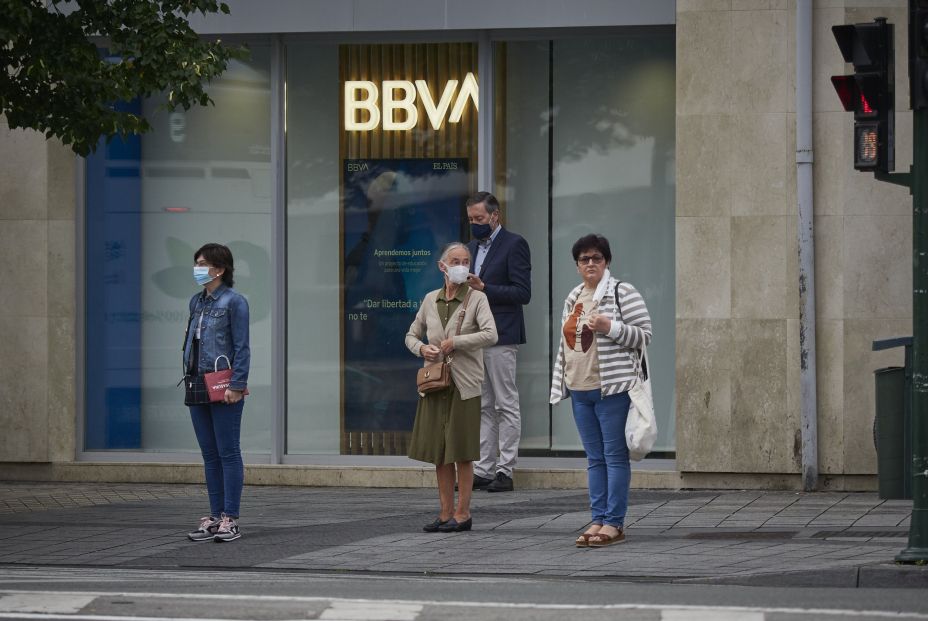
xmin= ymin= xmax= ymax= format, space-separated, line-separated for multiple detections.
xmin=319 ymin=601 xmax=422 ymax=620
xmin=662 ymin=610 xmax=764 ymax=621
xmin=0 ymin=593 xmax=96 ymax=614
xmin=0 ymin=589 xmax=924 ymax=620
xmin=0 ymin=612 xmax=258 ymax=621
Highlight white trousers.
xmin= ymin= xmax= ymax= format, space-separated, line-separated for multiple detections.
xmin=475 ymin=344 xmax=521 ymax=478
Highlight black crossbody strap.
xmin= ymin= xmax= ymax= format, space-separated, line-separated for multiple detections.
xmin=613 ymin=281 xmax=623 ymax=321
xmin=179 ymin=293 xmax=205 ymax=381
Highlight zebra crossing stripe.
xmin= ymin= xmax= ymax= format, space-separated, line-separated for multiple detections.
xmin=319 ymin=600 xmax=422 ymax=620
xmin=0 ymin=594 xmax=96 ymax=615
xmin=662 ymin=610 xmax=764 ymax=621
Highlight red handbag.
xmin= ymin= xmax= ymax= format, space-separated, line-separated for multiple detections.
xmin=204 ymin=355 xmax=249 ymax=402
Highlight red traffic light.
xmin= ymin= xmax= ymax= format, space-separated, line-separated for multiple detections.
xmin=830 ymin=17 xmax=894 ymax=173
xmin=831 ymin=75 xmax=878 ymax=116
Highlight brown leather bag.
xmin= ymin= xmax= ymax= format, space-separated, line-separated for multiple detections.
xmin=416 ymin=289 xmax=472 ymax=397
xmin=416 ymin=360 xmax=451 ymax=395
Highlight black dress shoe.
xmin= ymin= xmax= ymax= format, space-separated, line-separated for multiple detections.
xmin=486 ymin=472 xmax=514 ymax=492
xmin=473 ymin=474 xmax=494 ymax=489
xmin=437 ymin=517 xmax=472 ymax=532
xmin=455 ymin=474 xmax=493 ymax=491
xmin=423 ymin=518 xmax=450 ymax=533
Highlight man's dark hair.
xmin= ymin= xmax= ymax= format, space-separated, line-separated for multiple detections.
xmin=571 ymin=234 xmax=612 ymax=264
xmin=194 ymin=243 xmax=235 ymax=287
xmin=465 ymin=191 xmax=500 ymax=215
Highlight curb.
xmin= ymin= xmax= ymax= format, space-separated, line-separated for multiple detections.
xmin=859 ymin=563 xmax=928 ymax=588
xmin=673 ymin=564 xmax=928 ymax=589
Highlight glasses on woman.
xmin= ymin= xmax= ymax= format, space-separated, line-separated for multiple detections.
xmin=577 ymin=254 xmax=605 ymax=265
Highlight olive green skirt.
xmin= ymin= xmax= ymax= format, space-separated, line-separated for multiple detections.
xmin=407 ymin=382 xmax=481 ymax=465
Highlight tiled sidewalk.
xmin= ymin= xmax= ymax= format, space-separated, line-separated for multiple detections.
xmin=0 ymin=483 xmax=205 ymax=514
xmin=0 ymin=482 xmax=923 ymax=587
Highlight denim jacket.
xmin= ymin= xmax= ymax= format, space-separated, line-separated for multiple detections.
xmin=182 ymin=284 xmax=251 ymax=391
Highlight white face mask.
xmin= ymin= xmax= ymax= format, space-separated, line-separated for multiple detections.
xmin=443 ymin=263 xmax=470 ymax=285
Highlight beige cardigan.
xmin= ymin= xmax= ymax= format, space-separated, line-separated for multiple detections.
xmin=405 ymin=287 xmax=498 ymax=400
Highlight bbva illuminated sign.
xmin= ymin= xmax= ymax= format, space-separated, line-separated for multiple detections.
xmin=344 ymin=72 xmax=478 ymax=131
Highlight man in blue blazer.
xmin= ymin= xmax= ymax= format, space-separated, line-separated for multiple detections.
xmin=465 ymin=191 xmax=532 ymax=492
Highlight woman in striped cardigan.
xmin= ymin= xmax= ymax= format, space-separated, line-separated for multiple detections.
xmin=550 ymin=234 xmax=652 ymax=548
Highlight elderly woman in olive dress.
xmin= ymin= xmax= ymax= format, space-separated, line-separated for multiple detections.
xmin=405 ymin=242 xmax=497 ymax=533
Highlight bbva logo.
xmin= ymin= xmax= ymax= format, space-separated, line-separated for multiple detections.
xmin=344 ymin=72 xmax=478 ymax=131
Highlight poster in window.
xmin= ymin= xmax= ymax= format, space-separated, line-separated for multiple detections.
xmin=343 ymin=158 xmax=469 ymax=434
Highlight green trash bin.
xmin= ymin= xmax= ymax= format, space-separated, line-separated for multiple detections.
xmin=873 ymin=365 xmax=911 ymax=500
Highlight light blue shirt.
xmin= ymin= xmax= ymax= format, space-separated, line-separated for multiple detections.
xmin=474 ymin=225 xmax=501 ymax=276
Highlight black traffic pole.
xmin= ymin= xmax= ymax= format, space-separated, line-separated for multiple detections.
xmin=882 ymin=107 xmax=928 ymax=563
xmin=896 ymin=105 xmax=928 ymax=563
xmin=868 ymin=6 xmax=927 ymax=563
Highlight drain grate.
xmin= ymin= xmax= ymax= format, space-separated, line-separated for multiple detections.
xmin=812 ymin=530 xmax=907 ymax=539
xmin=684 ymin=531 xmax=796 ymax=540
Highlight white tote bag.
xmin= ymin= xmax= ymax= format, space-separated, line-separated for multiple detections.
xmin=625 ymin=344 xmax=657 ymax=461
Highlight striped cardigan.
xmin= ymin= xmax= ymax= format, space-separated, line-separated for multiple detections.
xmin=549 ymin=275 xmax=652 ymax=403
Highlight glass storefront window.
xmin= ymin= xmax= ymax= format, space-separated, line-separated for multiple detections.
xmin=286 ymin=43 xmax=342 ymax=454
xmin=492 ymin=40 xmax=551 ymax=451
xmin=84 ymin=30 xmax=675 ymax=458
xmin=495 ymin=32 xmax=676 ymax=451
xmin=84 ymin=47 xmax=273 ymax=453
xmin=287 ymin=42 xmax=478 ymax=455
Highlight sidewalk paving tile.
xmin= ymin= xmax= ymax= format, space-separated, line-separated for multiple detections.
xmin=853 ymin=515 xmax=910 ymax=526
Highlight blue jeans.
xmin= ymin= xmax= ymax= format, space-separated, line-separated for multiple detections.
xmin=189 ymin=400 xmax=244 ymax=518
xmin=570 ymin=389 xmax=631 ymax=528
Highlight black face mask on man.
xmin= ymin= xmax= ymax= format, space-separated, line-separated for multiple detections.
xmin=471 ymin=222 xmax=493 ymax=240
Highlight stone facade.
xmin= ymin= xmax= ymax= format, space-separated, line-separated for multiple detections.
xmin=0 ymin=119 xmax=76 ymax=465
xmin=676 ymin=0 xmax=912 ymax=484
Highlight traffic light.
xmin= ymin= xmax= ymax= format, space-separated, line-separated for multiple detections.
xmin=831 ymin=18 xmax=895 ymax=172
xmin=911 ymin=1 xmax=928 ymax=109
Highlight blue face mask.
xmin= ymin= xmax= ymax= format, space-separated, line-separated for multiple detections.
xmin=471 ymin=222 xmax=492 ymax=240
xmin=193 ymin=266 xmax=215 ymax=287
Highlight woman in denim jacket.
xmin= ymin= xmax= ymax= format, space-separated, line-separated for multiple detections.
xmin=182 ymin=243 xmax=251 ymax=543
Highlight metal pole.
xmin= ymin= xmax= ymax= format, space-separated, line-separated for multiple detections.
xmin=477 ymin=30 xmax=494 ymax=192
xmin=796 ymin=0 xmax=819 ymax=492
xmin=898 ymin=106 xmax=928 ymax=562
xmin=270 ymin=34 xmax=287 ymax=464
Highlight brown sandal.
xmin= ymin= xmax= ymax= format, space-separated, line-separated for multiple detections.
xmin=588 ymin=529 xmax=625 ymax=547
xmin=575 ymin=533 xmax=593 ymax=547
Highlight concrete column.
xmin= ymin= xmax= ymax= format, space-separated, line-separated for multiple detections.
xmin=0 ymin=118 xmax=76 ymax=464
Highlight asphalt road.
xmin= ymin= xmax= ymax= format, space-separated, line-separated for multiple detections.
xmin=0 ymin=566 xmax=927 ymax=621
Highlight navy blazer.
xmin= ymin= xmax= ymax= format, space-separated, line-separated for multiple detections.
xmin=468 ymin=227 xmax=532 ymax=346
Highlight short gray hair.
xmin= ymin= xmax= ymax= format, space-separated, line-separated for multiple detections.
xmin=439 ymin=242 xmax=471 ymax=264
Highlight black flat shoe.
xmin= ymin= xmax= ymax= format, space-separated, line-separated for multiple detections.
xmin=437 ymin=517 xmax=472 ymax=532
xmin=423 ymin=518 xmax=450 ymax=533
